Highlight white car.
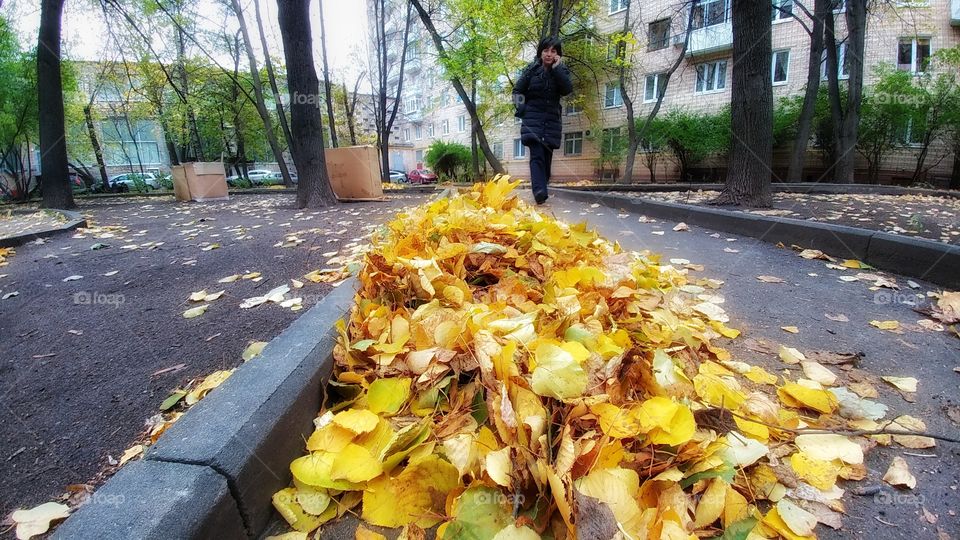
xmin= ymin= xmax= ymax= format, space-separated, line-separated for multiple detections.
xmin=109 ymin=172 xmax=159 ymax=192
xmin=226 ymin=169 xmax=278 ymax=186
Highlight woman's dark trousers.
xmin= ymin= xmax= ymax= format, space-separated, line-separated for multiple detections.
xmin=528 ymin=142 xmax=552 ymax=203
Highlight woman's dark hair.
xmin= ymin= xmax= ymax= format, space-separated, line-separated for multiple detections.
xmin=536 ymin=36 xmax=563 ymax=60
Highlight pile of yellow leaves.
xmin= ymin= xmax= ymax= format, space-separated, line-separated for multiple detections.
xmin=0 ymin=246 xmax=14 ymax=266
xmin=272 ymin=177 xmax=898 ymax=539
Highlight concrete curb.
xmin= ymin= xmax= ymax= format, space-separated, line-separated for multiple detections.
xmin=0 ymin=209 xmax=87 ymax=248
xmin=54 ymin=279 xmax=358 ymax=539
xmin=555 ymin=189 xmax=959 ymax=288
xmin=555 ymin=182 xmax=960 ymax=199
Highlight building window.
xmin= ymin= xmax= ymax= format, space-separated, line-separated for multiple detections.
xmin=415 ymin=149 xmax=424 ymax=163
xmin=565 ymin=99 xmax=583 ymax=115
xmin=695 ymin=60 xmax=727 ymax=94
xmin=564 ymin=131 xmax=583 ymax=156
xmin=691 ymin=0 xmax=729 ymax=30
xmin=604 ymin=82 xmax=623 ymax=108
xmin=458 ymin=115 xmax=466 ymax=132
xmin=648 ymin=18 xmax=671 ymax=51
xmin=427 ymin=123 xmax=434 ymax=137
xmin=101 ymin=119 xmax=161 ymax=165
xmin=644 ymin=73 xmax=667 ymax=103
xmin=405 ymin=96 xmax=420 ymax=113
xmin=513 ymin=138 xmax=526 ymax=159
xmin=820 ymin=43 xmax=849 ymax=80
xmin=898 ymin=115 xmax=927 ymax=146
xmin=492 ymin=142 xmax=503 ymax=160
xmin=772 ymin=0 xmax=793 ymax=22
xmin=608 ymin=0 xmax=627 ymax=14
xmin=441 ymin=119 xmax=449 ymax=135
xmin=898 ymin=38 xmax=931 ymax=74
xmin=415 ymin=125 xmax=422 ymax=140
xmin=772 ymin=50 xmax=790 ymax=85
xmin=403 ymin=128 xmax=410 ymax=142
xmin=601 ymin=127 xmax=624 ymax=154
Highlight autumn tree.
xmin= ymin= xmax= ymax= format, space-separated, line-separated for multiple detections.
xmin=276 ymin=0 xmax=338 ymax=207
xmin=37 ymin=0 xmax=75 ymax=208
xmin=369 ymin=0 xmax=412 ymax=181
xmin=785 ymin=0 xmax=829 ymax=182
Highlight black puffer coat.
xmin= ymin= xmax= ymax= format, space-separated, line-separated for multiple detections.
xmin=512 ymin=60 xmax=573 ymax=150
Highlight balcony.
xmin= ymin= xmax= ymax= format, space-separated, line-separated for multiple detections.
xmin=953 ymin=0 xmax=960 ymax=25
xmin=681 ymin=20 xmax=733 ymax=56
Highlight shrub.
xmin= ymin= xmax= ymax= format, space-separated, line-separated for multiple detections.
xmin=424 ymin=141 xmax=472 ymax=181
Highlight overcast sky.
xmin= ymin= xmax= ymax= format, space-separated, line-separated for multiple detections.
xmin=4 ymin=0 xmax=369 ymax=82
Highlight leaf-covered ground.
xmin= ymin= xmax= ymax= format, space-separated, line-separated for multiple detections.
xmin=0 ymin=210 xmax=70 ymax=240
xmin=0 ymin=193 xmax=428 ymax=528
xmin=265 ymin=181 xmax=958 ymax=540
xmin=627 ymin=191 xmax=960 ymax=245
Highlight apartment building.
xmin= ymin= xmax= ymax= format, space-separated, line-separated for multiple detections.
xmin=393 ymin=0 xmax=960 ymax=184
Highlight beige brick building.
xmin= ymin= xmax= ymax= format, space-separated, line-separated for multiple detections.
xmin=392 ymin=0 xmax=960 ymax=184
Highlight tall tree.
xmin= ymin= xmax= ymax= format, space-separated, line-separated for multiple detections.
xmin=410 ymin=0 xmax=505 ymax=174
xmin=340 ymin=72 xmax=365 ymax=146
xmin=231 ymin=0 xmax=294 ymax=186
xmin=276 ymin=0 xmax=338 ymax=208
xmin=786 ymin=0 xmax=828 ymax=182
xmin=714 ymin=0 xmax=773 ymax=206
xmin=318 ymin=0 xmax=338 ymax=147
xmin=370 ymin=0 xmax=412 ymax=182
xmin=37 ymin=0 xmax=75 ymax=208
xmin=824 ymin=0 xmax=866 ymax=183
xmin=253 ymin=0 xmax=294 ymax=151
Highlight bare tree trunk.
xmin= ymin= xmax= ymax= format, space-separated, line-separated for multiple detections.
xmin=548 ymin=0 xmax=562 ymax=38
xmin=37 ymin=0 xmax=75 ymax=209
xmin=253 ymin=0 xmax=293 ymax=151
xmin=175 ymin=24 xmax=204 ymax=161
xmin=410 ymin=0 xmax=505 ymax=174
xmin=276 ymin=0 xmax=338 ymax=208
xmin=233 ymin=0 xmax=294 ymax=187
xmin=836 ymin=0 xmax=866 ymax=184
xmin=714 ymin=0 xmax=773 ymax=207
xmin=786 ymin=0 xmax=827 ymax=183
xmin=470 ymin=78 xmax=480 ymax=180
xmin=83 ymin=105 xmax=110 ymax=190
xmin=318 ymin=0 xmax=338 ymax=148
xmin=341 ymin=79 xmax=358 ymax=146
xmin=618 ymin=0 xmax=639 ymax=184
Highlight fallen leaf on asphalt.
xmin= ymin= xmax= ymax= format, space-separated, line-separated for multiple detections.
xmin=795 ymin=434 xmax=864 ymax=464
xmin=201 ymin=243 xmax=220 ymax=251
xmin=291 ymin=279 xmax=304 ymax=289
xmin=781 ymin=326 xmax=799 ymax=334
xmin=11 ymin=502 xmax=70 ymax=540
xmin=182 ymin=304 xmax=209 ymax=318
xmin=917 ymin=319 xmax=944 ymax=332
xmin=921 ymin=507 xmax=938 ymax=525
xmin=67 ymin=329 xmax=82 ymax=335
xmin=219 ymin=274 xmax=241 ymax=283
xmin=2 ymin=291 xmax=19 ymax=299
xmin=651 ymin=230 xmax=664 ymax=235
xmin=890 ymin=415 xmax=936 ymax=448
xmin=883 ymin=456 xmax=916 ymax=489
xmin=779 ymin=345 xmax=806 ymax=364
xmin=723 ymin=247 xmax=740 ymax=253
xmin=776 ymin=499 xmax=818 ymax=536
xmin=103 ymin=270 xmax=119 ymax=276
xmin=842 ymin=259 xmax=866 ymax=269
xmin=806 ymin=350 xmax=861 ymax=366
xmin=839 ymin=275 xmax=860 ymax=282
xmin=870 ymin=320 xmax=900 ymax=331
xmin=757 ymin=275 xmax=786 ymax=283
xmin=881 ymin=376 xmax=918 ymax=393
xmin=242 ymin=272 xmax=262 ymax=280
xmin=927 ymin=291 xmax=960 ymax=324
xmin=242 ymin=341 xmax=268 ymax=361
xmin=118 ymin=444 xmax=144 ymax=466
xmin=802 ymin=361 xmax=838 ymax=386
xmin=62 ymin=275 xmax=83 ymax=282
xmin=185 ymin=370 xmax=234 ymax=405
xmin=672 ymin=222 xmax=689 ymax=231
xmin=240 ymin=285 xmax=291 ymax=309
xmin=907 ymin=280 xmax=921 ymax=289
xmin=798 ymin=248 xmax=834 ymax=261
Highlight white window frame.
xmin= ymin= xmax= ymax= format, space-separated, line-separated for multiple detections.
xmin=772 ymin=0 xmax=794 ymax=23
xmin=513 ymin=138 xmax=526 ymax=159
xmin=897 ymin=37 xmax=932 ymax=75
xmin=647 ymin=18 xmax=671 ymax=51
xmin=644 ymin=73 xmax=667 ymax=103
xmin=565 ymin=99 xmax=583 ymax=115
xmin=691 ymin=0 xmax=730 ymax=30
xmin=564 ymin=131 xmax=583 ymax=156
xmin=441 ymin=119 xmax=450 ymax=135
xmin=601 ymin=127 xmax=623 ymax=154
xmin=403 ymin=128 xmax=410 ymax=142
xmin=427 ymin=123 xmax=434 ymax=137
xmin=772 ymin=49 xmax=790 ymax=86
xmin=415 ymin=125 xmax=422 ymax=140
xmin=820 ymin=43 xmax=849 ymax=81
xmin=604 ymin=82 xmax=624 ymax=108
xmin=608 ymin=0 xmax=628 ymax=15
xmin=694 ymin=60 xmax=727 ymax=94
xmin=492 ymin=141 xmax=504 ymax=160
xmin=458 ymin=115 xmax=466 ymax=132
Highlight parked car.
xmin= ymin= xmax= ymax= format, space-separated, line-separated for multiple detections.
xmin=109 ymin=172 xmax=159 ymax=192
xmin=407 ymin=168 xmax=438 ymax=184
xmin=388 ymin=170 xmax=408 ymax=183
xmin=225 ymin=169 xmax=277 ymax=187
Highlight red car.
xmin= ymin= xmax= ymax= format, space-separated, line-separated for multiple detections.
xmin=407 ymin=168 xmax=438 ymax=184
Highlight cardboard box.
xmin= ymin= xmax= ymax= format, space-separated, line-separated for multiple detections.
xmin=324 ymin=146 xmax=383 ymax=200
xmin=171 ymin=162 xmax=229 ymax=202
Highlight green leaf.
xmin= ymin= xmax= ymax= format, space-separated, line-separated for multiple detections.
xmin=719 ymin=517 xmax=758 ymax=540
xmin=351 ymin=339 xmax=376 ymax=351
xmin=160 ymin=390 xmax=187 ymax=411
xmin=680 ymin=466 xmax=735 ymax=489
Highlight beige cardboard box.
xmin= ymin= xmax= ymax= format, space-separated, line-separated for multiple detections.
xmin=324 ymin=146 xmax=383 ymax=200
xmin=171 ymin=162 xmax=229 ymax=202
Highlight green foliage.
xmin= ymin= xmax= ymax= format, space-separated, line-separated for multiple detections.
xmin=643 ymin=109 xmax=730 ymax=181
xmin=425 ymin=140 xmax=472 ymax=180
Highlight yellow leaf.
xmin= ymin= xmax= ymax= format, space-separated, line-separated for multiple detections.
xmin=882 ymin=456 xmax=916 ymax=489
xmin=694 ymin=373 xmax=745 ymax=409
xmin=870 ymin=320 xmax=900 ymax=331
xmin=781 ymin=326 xmax=799 ymax=334
xmin=118 ymin=444 xmax=144 ymax=466
xmin=491 ymin=525 xmax=541 ymax=540
xmin=778 ymin=345 xmax=805 ymax=364
xmin=355 ymin=525 xmax=387 ymax=540
xmin=801 ymin=361 xmax=837 ymax=386
xmin=692 ymin=479 xmax=727 ymax=528
xmin=530 ymin=341 xmax=587 ymax=399
xmin=789 ymin=452 xmax=841 ymax=490
xmin=635 ymin=396 xmax=696 ymax=446
xmin=332 ymin=408 xmax=381 ymax=435
xmin=306 ymin=423 xmax=356 ymax=453
xmin=591 ymin=402 xmax=642 ymax=439
xmin=722 ymin=484 xmax=749 ymax=527
xmin=219 ymin=274 xmax=241 ymax=283
xmin=272 ymin=488 xmax=330 ymax=532
xmin=485 ymin=447 xmax=512 ymax=487
xmin=777 ymin=383 xmax=837 ymax=414
xmin=842 ymin=259 xmax=864 ymax=268
xmin=362 ymin=455 xmax=458 ymax=528
xmin=367 ymin=378 xmax=412 ymax=415
xmin=182 ymin=304 xmax=209 ymax=318
xmin=776 ymin=499 xmax=818 ymax=537
xmin=242 ymin=341 xmax=268 ymax=361
xmin=794 ymin=434 xmax=863 ymax=465
xmin=575 ymin=467 xmax=642 ymax=527
xmin=745 ymin=366 xmax=779 ymax=385
xmin=761 ymin=506 xmax=816 ymax=540
xmin=189 ymin=290 xmax=208 ymax=302
xmin=185 ymin=370 xmax=233 ymax=405
xmin=11 ymin=502 xmax=70 ymax=540
xmin=881 ymin=376 xmax=918 ymax=393
xmin=294 ymin=484 xmax=331 ymax=515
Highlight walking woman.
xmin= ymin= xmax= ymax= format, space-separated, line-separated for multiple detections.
xmin=512 ymin=37 xmax=573 ymax=204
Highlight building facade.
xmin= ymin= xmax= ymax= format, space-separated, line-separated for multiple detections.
xmin=392 ymin=0 xmax=960 ymax=184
